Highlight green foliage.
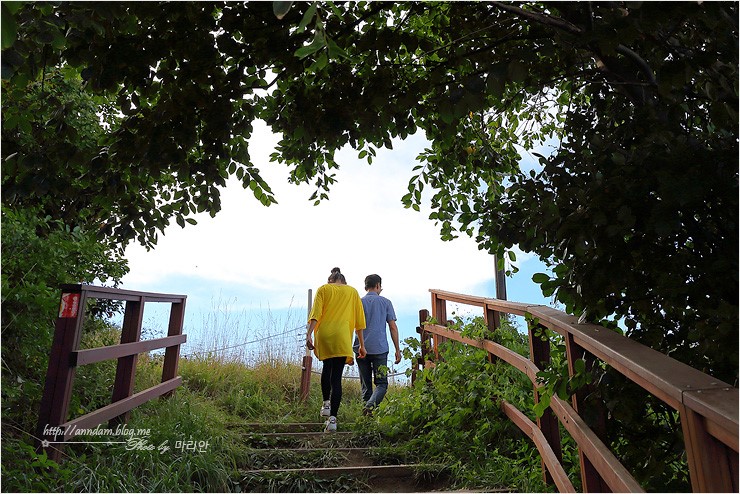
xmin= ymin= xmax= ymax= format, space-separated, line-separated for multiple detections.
xmin=2 ymin=2 xmax=734 ymax=387
xmin=1 ymin=205 xmax=128 ymax=432
xmin=376 ymin=317 xmax=563 ymax=492
xmin=0 ymin=440 xmax=75 ymax=492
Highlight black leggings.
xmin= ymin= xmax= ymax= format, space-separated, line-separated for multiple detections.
xmin=321 ymin=357 xmax=346 ymax=417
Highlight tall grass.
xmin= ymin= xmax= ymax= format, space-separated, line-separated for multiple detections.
xmin=1 ymin=297 xmax=377 ymax=492
xmin=183 ymin=295 xmax=309 ymax=366
xmin=3 ymin=300 xmax=558 ymax=492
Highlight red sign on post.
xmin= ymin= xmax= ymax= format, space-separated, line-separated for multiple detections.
xmin=58 ymin=293 xmax=80 ymax=318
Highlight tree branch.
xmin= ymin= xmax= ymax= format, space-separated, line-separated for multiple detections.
xmin=491 ymin=1 xmax=657 ymax=99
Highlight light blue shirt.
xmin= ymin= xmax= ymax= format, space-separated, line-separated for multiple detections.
xmin=354 ymin=291 xmax=396 ymax=355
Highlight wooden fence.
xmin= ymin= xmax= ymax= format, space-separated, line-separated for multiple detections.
xmin=415 ymin=289 xmax=738 ymax=492
xmin=35 ymin=284 xmax=187 ymax=462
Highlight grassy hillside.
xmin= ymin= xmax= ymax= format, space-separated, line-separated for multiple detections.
xmin=2 ymin=316 xmax=560 ymax=492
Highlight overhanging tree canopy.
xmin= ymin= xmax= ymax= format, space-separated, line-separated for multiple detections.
xmin=2 ymin=1 xmax=737 ymax=382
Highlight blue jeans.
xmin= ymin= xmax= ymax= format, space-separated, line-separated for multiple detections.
xmin=357 ymin=352 xmax=388 ymax=408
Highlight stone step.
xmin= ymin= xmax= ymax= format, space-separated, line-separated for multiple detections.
xmin=237 ymin=422 xmax=346 ymax=433
xmin=238 ymin=463 xmax=450 ymax=493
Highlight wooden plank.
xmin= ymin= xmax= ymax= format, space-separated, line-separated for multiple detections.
xmin=500 ymin=401 xmax=575 ymax=493
xmin=485 ymin=298 xmax=542 ymax=317
xmin=565 ymin=334 xmax=611 ymax=492
xmin=109 ymin=297 xmax=145 ymax=426
xmin=162 ymin=300 xmax=186 ymax=395
xmin=72 ymin=334 xmax=187 ymax=366
xmin=529 ymin=323 xmax=562 ymax=486
xmin=429 ymin=289 xmax=488 ymax=308
xmin=549 ymin=395 xmax=644 ymax=492
xmin=682 ymin=387 xmax=739 ymax=452
xmin=242 ymin=464 xmax=434 ymax=479
xmin=528 ymin=306 xmax=733 ymax=412
xmin=680 ymin=404 xmax=736 ymax=492
xmin=61 ymin=284 xmax=186 ymax=304
xmin=424 ymin=321 xmax=642 ymax=491
xmin=36 ymin=290 xmax=88 ymax=461
xmin=424 ymin=324 xmax=538 ymax=383
xmin=61 ymin=377 xmax=182 ymax=439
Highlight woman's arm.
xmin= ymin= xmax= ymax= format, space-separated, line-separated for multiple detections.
xmin=305 ymin=319 xmax=317 ymax=350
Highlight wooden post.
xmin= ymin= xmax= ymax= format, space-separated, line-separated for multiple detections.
xmin=420 ymin=309 xmax=430 ymax=355
xmin=36 ymin=287 xmax=87 ymax=462
xmin=565 ymin=333 xmax=611 ymax=492
xmin=484 ymin=306 xmax=500 ymax=364
xmin=431 ymin=293 xmax=447 ymax=359
xmin=109 ymin=296 xmax=145 ymax=426
xmin=528 ymin=322 xmax=563 ymax=486
xmin=299 ymin=289 xmax=313 ymax=402
xmin=493 ymin=253 xmax=507 ymax=301
xmin=161 ymin=298 xmax=186 ymax=397
xmin=681 ymin=404 xmax=737 ymax=492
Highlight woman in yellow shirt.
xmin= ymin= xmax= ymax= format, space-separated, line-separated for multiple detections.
xmin=306 ymin=267 xmax=366 ymax=432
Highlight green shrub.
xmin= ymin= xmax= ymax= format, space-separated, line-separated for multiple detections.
xmin=375 ymin=316 xmax=575 ymax=492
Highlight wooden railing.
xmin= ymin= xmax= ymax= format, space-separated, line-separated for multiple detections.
xmin=416 ymin=289 xmax=738 ymax=493
xmin=35 ymin=284 xmax=187 ymax=461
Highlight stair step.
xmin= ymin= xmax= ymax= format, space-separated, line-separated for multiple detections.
xmin=241 ymin=463 xmax=439 ymax=480
xmin=241 ymin=447 xmax=377 ymax=469
xmin=250 ymin=431 xmax=353 ymax=438
xmin=238 ymin=422 xmax=342 ymax=433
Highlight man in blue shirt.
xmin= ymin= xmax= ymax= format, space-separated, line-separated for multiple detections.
xmin=354 ymin=274 xmax=402 ymax=414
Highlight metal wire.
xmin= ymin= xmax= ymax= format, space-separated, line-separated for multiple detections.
xmin=180 ymin=323 xmax=307 ymax=358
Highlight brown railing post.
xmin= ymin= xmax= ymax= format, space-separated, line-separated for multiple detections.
xmin=484 ymin=306 xmax=500 ymax=364
xmin=161 ymin=298 xmax=186 ymax=397
xmin=299 ymin=289 xmax=313 ymax=402
xmin=413 ymin=309 xmax=430 ymax=384
xmin=109 ymin=296 xmax=145 ymax=426
xmin=680 ymin=402 xmax=738 ymax=492
xmin=431 ymin=293 xmax=448 ymax=358
xmin=565 ymin=333 xmax=611 ymax=492
xmin=529 ymin=322 xmax=563 ymax=486
xmin=36 ymin=287 xmax=87 ymax=462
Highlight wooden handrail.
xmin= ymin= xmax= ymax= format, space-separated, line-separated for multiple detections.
xmin=36 ymin=284 xmax=187 ymax=462
xmin=421 ymin=289 xmax=738 ymax=492
xmin=423 ymin=323 xmax=643 ymax=492
xmin=501 ymin=400 xmax=576 ymax=493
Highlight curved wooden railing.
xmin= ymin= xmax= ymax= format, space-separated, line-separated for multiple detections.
xmin=415 ymin=289 xmax=738 ymax=493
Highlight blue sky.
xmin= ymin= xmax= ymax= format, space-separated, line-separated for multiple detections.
xmin=120 ymin=122 xmax=556 ymax=372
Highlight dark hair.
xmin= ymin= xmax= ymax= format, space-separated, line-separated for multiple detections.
xmin=365 ymin=274 xmax=382 ymax=290
xmin=328 ymin=267 xmax=346 ymax=284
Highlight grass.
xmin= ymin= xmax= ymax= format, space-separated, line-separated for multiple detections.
xmin=1 ymin=307 xmax=564 ymax=492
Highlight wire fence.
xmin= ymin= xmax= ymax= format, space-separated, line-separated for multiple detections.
xmin=180 ymin=321 xmax=409 ymax=380
xmin=180 ymin=323 xmax=306 ymax=359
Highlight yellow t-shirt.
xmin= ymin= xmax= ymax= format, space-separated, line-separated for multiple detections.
xmin=308 ymin=283 xmax=366 ymax=361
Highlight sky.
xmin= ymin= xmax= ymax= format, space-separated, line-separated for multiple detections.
xmin=119 ymin=121 xmax=556 ymax=372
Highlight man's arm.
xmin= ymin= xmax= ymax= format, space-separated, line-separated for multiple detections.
xmin=388 ymin=320 xmax=402 ymax=364
xmin=355 ymin=328 xmax=367 ymax=359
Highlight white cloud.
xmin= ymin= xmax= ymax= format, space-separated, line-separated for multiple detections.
xmin=122 ymin=123 xmax=541 ymax=316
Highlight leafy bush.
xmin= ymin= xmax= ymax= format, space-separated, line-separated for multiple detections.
xmin=376 ymin=316 xmax=568 ymax=492
xmin=1 ymin=205 xmax=128 ymax=432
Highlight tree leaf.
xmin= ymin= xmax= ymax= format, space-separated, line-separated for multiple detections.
xmin=295 ymin=30 xmax=325 ymax=59
xmin=1 ymin=3 xmax=18 ymax=49
xmin=532 ymin=273 xmax=550 ymax=284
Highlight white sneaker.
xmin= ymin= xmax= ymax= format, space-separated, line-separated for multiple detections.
xmin=320 ymin=400 xmax=331 ymax=417
xmin=324 ymin=416 xmax=337 ymax=432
